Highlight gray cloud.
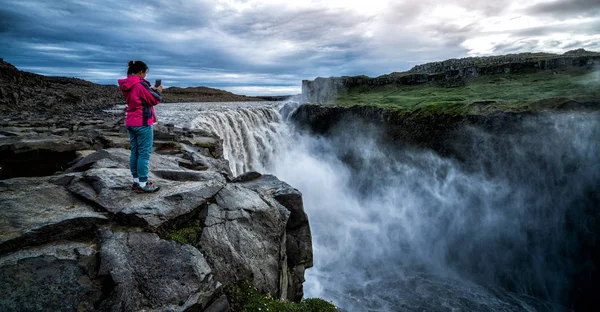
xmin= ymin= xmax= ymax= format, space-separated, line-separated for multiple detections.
xmin=526 ymin=0 xmax=600 ymax=18
xmin=0 ymin=0 xmax=598 ymax=95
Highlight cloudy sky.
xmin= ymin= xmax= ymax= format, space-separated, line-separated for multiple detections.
xmin=1 ymin=0 xmax=599 ymax=95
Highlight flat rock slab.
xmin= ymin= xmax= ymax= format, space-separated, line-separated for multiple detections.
xmin=0 ymin=241 xmax=101 ymax=312
xmin=199 ymin=183 xmax=289 ymax=298
xmin=98 ymin=230 xmax=219 ymax=311
xmin=67 ymin=168 xmax=225 ymax=229
xmin=0 ymin=178 xmax=108 ymax=255
xmin=67 ymin=148 xmax=182 ymax=173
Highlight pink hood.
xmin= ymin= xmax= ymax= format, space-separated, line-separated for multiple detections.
xmin=118 ymin=75 xmax=145 ymax=91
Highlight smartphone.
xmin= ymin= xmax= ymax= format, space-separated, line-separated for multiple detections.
xmin=154 ymin=79 xmax=162 ymax=88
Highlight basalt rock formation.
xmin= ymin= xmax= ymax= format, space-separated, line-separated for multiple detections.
xmin=302 ymin=49 xmax=600 ymax=103
xmin=0 ymin=113 xmax=312 ymax=311
xmin=0 ymin=58 xmax=123 ymax=114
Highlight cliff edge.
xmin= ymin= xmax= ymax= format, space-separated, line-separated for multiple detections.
xmin=0 ymin=113 xmax=315 ymax=311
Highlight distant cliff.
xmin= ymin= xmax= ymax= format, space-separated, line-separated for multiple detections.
xmin=162 ymin=86 xmax=263 ymax=103
xmin=302 ymin=49 xmax=600 ymax=103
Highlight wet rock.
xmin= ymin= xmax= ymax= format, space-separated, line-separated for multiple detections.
xmin=97 ymin=230 xmax=220 ymax=311
xmin=0 ymin=178 xmax=108 ymax=255
xmin=0 ymin=241 xmax=101 ymax=312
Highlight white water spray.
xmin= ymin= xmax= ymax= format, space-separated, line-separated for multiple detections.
xmin=157 ymin=103 xmax=600 ymax=311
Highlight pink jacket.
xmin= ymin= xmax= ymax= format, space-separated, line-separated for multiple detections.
xmin=118 ymin=76 xmax=161 ymax=127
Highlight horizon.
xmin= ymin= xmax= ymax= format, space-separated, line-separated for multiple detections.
xmin=1 ymin=0 xmax=599 ymax=96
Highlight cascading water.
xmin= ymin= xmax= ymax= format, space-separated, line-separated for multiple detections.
xmin=156 ymin=102 xmax=600 ymax=311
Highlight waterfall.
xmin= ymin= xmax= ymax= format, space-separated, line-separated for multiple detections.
xmin=189 ymin=105 xmax=292 ymax=176
xmin=157 ymin=103 xmax=600 ymax=311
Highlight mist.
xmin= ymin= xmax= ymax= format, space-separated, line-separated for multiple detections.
xmin=157 ymin=103 xmax=600 ymax=311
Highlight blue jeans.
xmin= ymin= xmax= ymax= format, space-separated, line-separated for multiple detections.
xmin=127 ymin=126 xmax=153 ymax=182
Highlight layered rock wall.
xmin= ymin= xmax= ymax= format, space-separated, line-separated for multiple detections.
xmin=301 ymin=50 xmax=600 ymax=103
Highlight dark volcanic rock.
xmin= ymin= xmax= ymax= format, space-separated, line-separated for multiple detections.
xmin=0 ymin=109 xmax=313 ymax=310
xmin=97 ymin=230 xmax=220 ymax=311
xmin=242 ymin=175 xmax=313 ymax=301
xmin=0 ymin=58 xmax=123 ymax=114
xmin=0 ymin=241 xmax=102 ymax=312
xmin=0 ymin=178 xmax=108 ymax=255
xmin=65 ymin=149 xmax=226 ymax=229
xmin=199 ymin=183 xmax=290 ymax=299
xmin=0 ymin=135 xmax=94 ymax=179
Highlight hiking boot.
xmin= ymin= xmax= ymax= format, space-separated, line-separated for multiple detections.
xmin=132 ymin=181 xmax=154 ymax=191
xmin=131 ymin=181 xmax=160 ymax=193
xmin=135 ymin=183 xmax=160 ymax=193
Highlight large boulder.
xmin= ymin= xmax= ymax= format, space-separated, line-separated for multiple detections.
xmin=198 ymin=183 xmax=290 ymax=299
xmin=241 ymin=174 xmax=313 ymax=302
xmin=97 ymin=230 xmax=221 ymax=311
xmin=0 ymin=241 xmax=101 ymax=311
xmin=0 ymin=177 xmax=108 ymax=255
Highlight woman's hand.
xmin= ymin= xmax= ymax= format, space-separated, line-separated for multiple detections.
xmin=152 ymin=85 xmax=163 ymax=92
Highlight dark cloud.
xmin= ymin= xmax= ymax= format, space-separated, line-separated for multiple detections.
xmin=526 ymin=0 xmax=600 ymax=18
xmin=514 ymin=19 xmax=600 ymax=37
xmin=0 ymin=0 xmax=598 ymax=95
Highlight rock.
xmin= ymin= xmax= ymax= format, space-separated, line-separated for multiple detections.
xmin=204 ymin=295 xmax=231 ymax=312
xmin=0 ymin=178 xmax=108 ymax=255
xmin=242 ymin=175 xmax=313 ymax=301
xmin=232 ymin=171 xmax=262 ymax=183
xmin=0 ymin=58 xmax=123 ymax=114
xmin=199 ymin=183 xmax=290 ymax=299
xmin=0 ymin=135 xmax=94 ymax=179
xmin=67 ymin=168 xmax=225 ymax=229
xmin=51 ymin=128 xmax=70 ymax=135
xmin=0 ymin=241 xmax=102 ymax=312
xmin=97 ymin=230 xmax=221 ymax=311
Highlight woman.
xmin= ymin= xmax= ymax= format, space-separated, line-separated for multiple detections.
xmin=118 ymin=60 xmax=161 ymax=193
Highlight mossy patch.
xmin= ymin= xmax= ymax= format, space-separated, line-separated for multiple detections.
xmin=225 ymin=281 xmax=337 ymax=312
xmin=165 ymin=221 xmax=203 ymax=245
xmin=194 ymin=141 xmax=214 ymax=149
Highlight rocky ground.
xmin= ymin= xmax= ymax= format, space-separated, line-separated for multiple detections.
xmin=0 ymin=111 xmax=313 ymax=311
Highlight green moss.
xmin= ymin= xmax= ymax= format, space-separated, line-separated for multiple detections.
xmin=165 ymin=221 xmax=203 ymax=245
xmin=225 ymin=281 xmax=337 ymax=312
xmin=194 ymin=141 xmax=214 ymax=149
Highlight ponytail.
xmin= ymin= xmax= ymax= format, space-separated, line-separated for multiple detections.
xmin=127 ymin=60 xmax=148 ymax=75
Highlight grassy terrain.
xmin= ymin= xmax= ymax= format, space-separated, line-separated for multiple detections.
xmin=334 ymin=68 xmax=599 ymax=115
xmin=225 ymin=281 xmax=338 ymax=312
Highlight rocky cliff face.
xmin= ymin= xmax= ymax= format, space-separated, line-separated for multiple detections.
xmin=0 ymin=114 xmax=312 ymax=311
xmin=302 ymin=49 xmax=600 ymax=103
